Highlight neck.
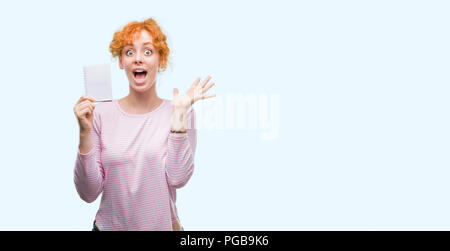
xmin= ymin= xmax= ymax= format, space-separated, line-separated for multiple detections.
xmin=123 ymin=82 xmax=162 ymax=113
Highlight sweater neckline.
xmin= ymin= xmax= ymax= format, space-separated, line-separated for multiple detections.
xmin=113 ymin=99 xmax=167 ymax=118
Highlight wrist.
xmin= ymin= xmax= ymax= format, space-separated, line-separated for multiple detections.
xmin=79 ymin=130 xmax=91 ymax=138
xmin=173 ymin=105 xmax=191 ymax=114
xmin=172 ymin=107 xmax=189 ymax=132
xmin=170 ymin=129 xmax=187 ymax=134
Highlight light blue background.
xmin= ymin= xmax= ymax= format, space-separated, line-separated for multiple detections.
xmin=0 ymin=0 xmax=449 ymax=230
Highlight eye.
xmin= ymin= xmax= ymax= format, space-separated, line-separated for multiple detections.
xmin=144 ymin=49 xmax=152 ymax=55
xmin=125 ymin=50 xmax=134 ymax=56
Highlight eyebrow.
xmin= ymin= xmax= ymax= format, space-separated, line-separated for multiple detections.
xmin=123 ymin=42 xmax=154 ymax=50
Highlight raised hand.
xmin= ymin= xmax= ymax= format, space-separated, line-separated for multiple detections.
xmin=172 ymin=76 xmax=216 ymax=110
xmin=171 ymin=76 xmax=216 ymax=132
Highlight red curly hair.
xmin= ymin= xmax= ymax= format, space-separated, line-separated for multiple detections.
xmin=109 ymin=18 xmax=170 ymax=72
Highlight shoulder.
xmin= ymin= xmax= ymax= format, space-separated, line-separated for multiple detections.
xmin=92 ymin=100 xmax=118 ymax=125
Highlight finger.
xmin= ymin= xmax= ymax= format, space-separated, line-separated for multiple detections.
xmin=202 ymin=94 xmax=216 ymax=99
xmin=194 ymin=91 xmax=206 ymax=99
xmin=76 ymin=100 xmax=94 ymax=111
xmin=193 ymin=93 xmax=216 ymax=103
xmin=173 ymin=88 xmax=179 ymax=96
xmin=74 ymin=103 xmax=87 ymax=114
xmin=80 ymin=96 xmax=95 ymax=102
xmin=200 ymin=76 xmax=212 ymax=88
xmin=202 ymin=82 xmax=215 ymax=93
xmin=77 ymin=106 xmax=92 ymax=118
xmin=77 ymin=96 xmax=96 ymax=104
xmin=191 ymin=77 xmax=201 ymax=87
xmin=78 ymin=103 xmax=95 ymax=115
xmin=81 ymin=100 xmax=95 ymax=107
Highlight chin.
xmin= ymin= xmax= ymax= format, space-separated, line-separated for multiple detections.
xmin=131 ymin=80 xmax=155 ymax=92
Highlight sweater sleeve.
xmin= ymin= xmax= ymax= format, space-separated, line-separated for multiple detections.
xmin=73 ymin=110 xmax=105 ymax=203
xmin=165 ymin=108 xmax=197 ymax=189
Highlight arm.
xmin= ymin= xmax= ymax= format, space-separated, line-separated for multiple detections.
xmin=166 ymin=108 xmax=197 ymax=189
xmin=165 ymin=76 xmax=214 ymax=188
xmin=73 ymin=110 xmax=105 ymax=203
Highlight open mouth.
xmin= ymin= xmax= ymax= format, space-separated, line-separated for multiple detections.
xmin=133 ymin=70 xmax=148 ymax=81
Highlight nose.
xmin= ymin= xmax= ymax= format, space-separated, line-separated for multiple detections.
xmin=134 ymin=52 xmax=143 ymax=64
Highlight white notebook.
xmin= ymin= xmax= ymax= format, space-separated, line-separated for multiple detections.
xmin=83 ymin=64 xmax=113 ymax=102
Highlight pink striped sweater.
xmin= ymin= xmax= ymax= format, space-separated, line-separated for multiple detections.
xmin=74 ymin=99 xmax=196 ymax=231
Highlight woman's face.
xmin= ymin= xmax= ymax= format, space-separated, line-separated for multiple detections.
xmin=119 ymin=29 xmax=160 ymax=92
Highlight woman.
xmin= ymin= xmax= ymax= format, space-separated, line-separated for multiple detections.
xmin=73 ymin=18 xmax=215 ymax=231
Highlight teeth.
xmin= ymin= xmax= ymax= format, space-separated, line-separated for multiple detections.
xmin=135 ymin=70 xmax=145 ymax=73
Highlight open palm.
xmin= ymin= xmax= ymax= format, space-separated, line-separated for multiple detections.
xmin=173 ymin=76 xmax=216 ymax=109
